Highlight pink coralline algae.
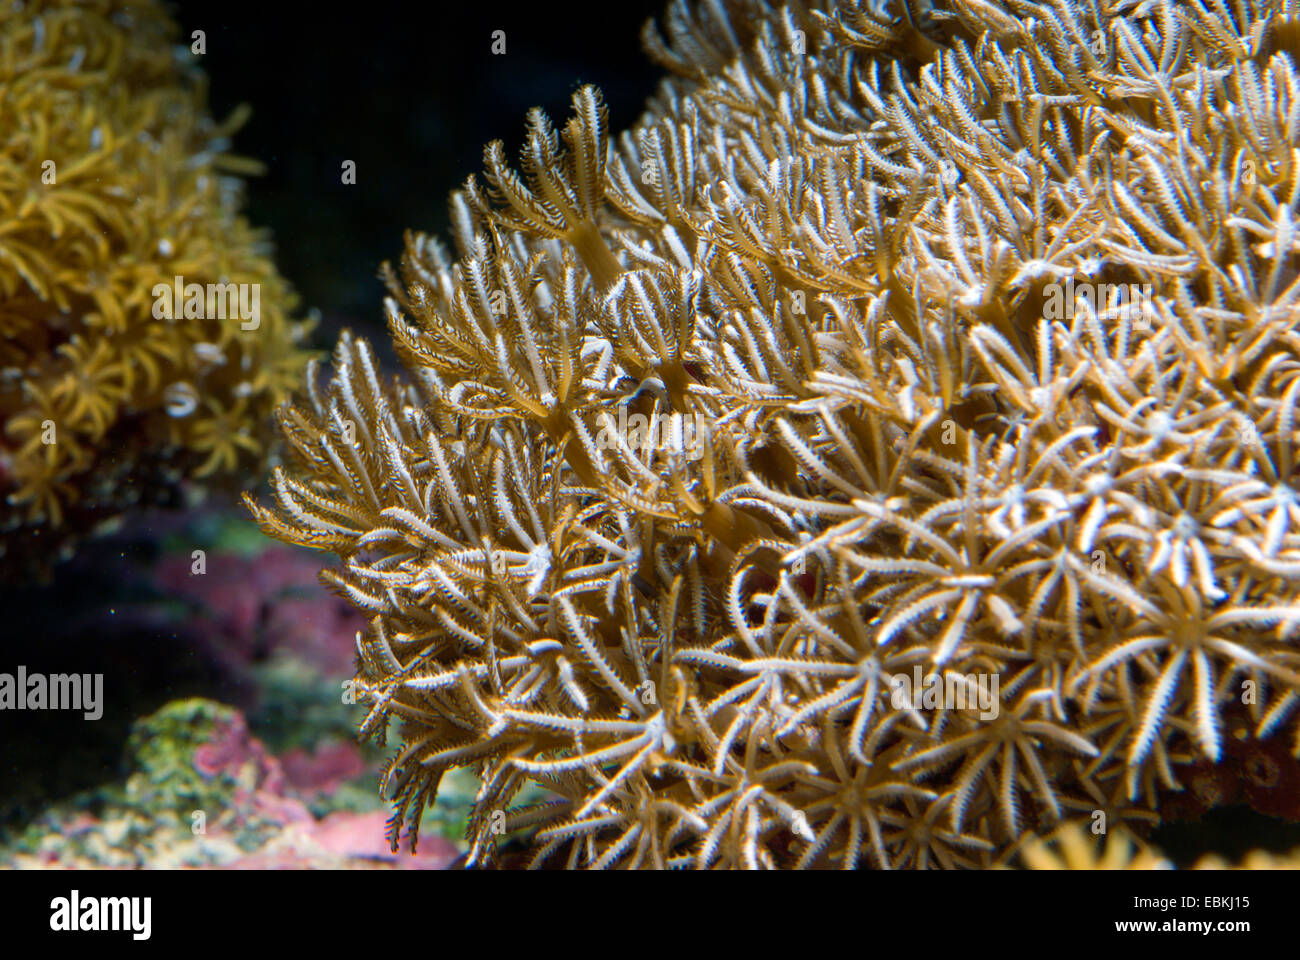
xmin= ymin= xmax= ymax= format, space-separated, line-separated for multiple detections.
xmin=214 ymin=811 xmax=458 ymax=870
xmin=191 ymin=711 xmax=315 ymax=831
xmin=0 ymin=698 xmax=457 ymax=869
xmin=281 ymin=741 xmax=367 ymax=796
xmin=193 ymin=712 xmax=289 ymax=786
xmin=154 ymin=544 xmax=364 ymax=682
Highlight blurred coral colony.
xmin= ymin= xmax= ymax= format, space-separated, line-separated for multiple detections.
xmin=0 ymin=0 xmax=308 ymax=578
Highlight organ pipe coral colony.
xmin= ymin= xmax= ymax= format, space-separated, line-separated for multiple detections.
xmin=246 ymin=0 xmax=1300 ymax=868
xmin=0 ymin=0 xmax=310 ymax=576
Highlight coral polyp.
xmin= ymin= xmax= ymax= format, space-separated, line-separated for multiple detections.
xmin=248 ymin=0 xmax=1300 ymax=868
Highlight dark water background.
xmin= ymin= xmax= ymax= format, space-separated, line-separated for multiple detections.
xmin=173 ymin=0 xmax=667 ymax=343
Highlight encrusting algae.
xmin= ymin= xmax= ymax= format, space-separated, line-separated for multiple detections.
xmin=0 ymin=0 xmax=310 ymax=577
xmin=247 ymin=0 xmax=1300 ymax=868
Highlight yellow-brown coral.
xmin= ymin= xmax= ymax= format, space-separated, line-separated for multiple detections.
xmin=0 ymin=0 xmax=310 ymax=574
xmin=249 ymin=0 xmax=1300 ymax=868
xmin=1016 ymin=819 xmax=1300 ymax=869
